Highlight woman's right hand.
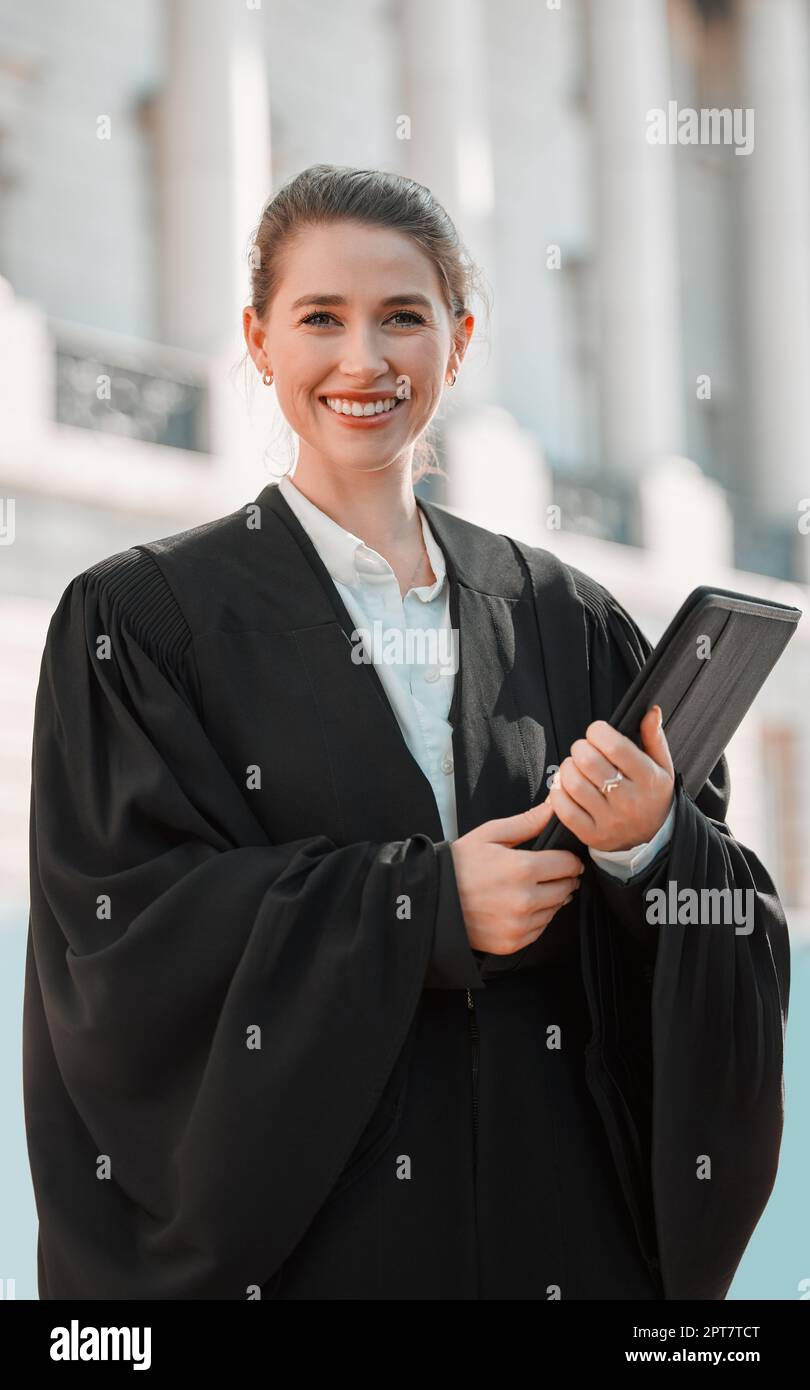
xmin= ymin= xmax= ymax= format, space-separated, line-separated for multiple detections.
xmin=449 ymin=799 xmax=585 ymax=956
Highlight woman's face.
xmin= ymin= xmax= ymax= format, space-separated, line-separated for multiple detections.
xmin=244 ymin=220 xmax=473 ymax=477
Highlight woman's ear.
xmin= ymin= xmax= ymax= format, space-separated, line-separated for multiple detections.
xmin=243 ymin=305 xmax=268 ymax=376
xmin=453 ymin=312 xmax=475 ymax=368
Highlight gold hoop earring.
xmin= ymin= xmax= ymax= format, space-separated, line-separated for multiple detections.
xmin=446 ymin=368 xmax=457 ymax=387
xmin=262 ymin=369 xmax=273 ymax=386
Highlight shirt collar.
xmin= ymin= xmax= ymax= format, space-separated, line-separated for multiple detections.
xmin=278 ymin=472 xmax=447 ymax=602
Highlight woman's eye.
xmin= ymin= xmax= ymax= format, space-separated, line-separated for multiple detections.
xmin=298 ymin=310 xmax=426 ymax=327
xmin=387 ymin=310 xmax=426 ymax=326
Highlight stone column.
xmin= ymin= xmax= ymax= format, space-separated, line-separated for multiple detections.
xmin=589 ymin=0 xmax=684 ymax=480
xmin=157 ymin=0 xmax=271 ymax=357
xmin=396 ymin=0 xmax=496 ymax=429
xmin=738 ymin=0 xmax=810 ymax=529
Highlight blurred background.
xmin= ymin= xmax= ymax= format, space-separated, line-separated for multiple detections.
xmin=1 ymin=0 xmax=807 ymax=1299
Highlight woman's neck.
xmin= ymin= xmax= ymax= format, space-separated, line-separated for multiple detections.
xmin=287 ymin=460 xmax=424 ymax=557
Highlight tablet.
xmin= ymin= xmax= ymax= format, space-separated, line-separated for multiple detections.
xmin=529 ymin=584 xmax=803 ymax=857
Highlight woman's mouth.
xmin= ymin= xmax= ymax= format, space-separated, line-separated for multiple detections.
xmin=318 ymin=395 xmax=408 ymax=428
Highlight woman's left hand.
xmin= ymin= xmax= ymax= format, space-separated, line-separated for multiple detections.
xmin=547 ymin=705 xmax=675 ymax=852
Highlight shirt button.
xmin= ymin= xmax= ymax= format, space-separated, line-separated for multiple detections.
xmin=440 ymin=752 xmax=454 ymax=775
xmin=423 ymin=666 xmax=440 ymax=683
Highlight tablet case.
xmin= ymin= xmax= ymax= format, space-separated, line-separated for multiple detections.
xmin=530 ymin=584 xmax=802 ymax=857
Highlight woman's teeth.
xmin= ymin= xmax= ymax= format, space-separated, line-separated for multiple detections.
xmin=323 ymin=396 xmax=403 ymax=417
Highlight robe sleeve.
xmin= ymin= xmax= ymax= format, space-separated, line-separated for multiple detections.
xmin=23 ymin=551 xmax=479 ymax=1301
xmin=573 ymin=572 xmax=791 ymax=1299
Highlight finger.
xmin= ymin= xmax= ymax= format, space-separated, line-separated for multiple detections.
xmin=569 ymin=737 xmax=623 ymax=792
xmin=509 ymin=848 xmax=585 ymax=881
xmin=512 ymin=908 xmax=557 ymax=946
xmin=524 ymin=892 xmax=577 ymax=935
xmin=509 ymin=881 xmax=579 ymax=939
xmin=482 ymin=798 xmax=554 ymax=845
xmin=549 ymin=782 xmax=599 ymax=841
xmin=584 ymin=720 xmax=651 ymax=780
xmin=639 ymin=705 xmax=675 ymax=777
xmin=514 ymin=845 xmax=589 ymax=878
xmin=521 ymin=913 xmax=556 ymax=940
xmin=527 ymin=874 xmax=582 ymax=908
xmin=559 ymin=756 xmax=613 ymax=821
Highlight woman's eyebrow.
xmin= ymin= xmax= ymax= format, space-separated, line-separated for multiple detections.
xmin=290 ymin=292 xmax=433 ymax=310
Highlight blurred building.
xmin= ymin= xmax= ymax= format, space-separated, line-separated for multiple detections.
xmin=0 ymin=0 xmax=808 ymax=939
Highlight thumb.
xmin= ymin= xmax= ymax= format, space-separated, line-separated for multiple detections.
xmin=482 ymin=797 xmax=556 ymax=847
xmin=641 ymin=704 xmax=674 ymax=775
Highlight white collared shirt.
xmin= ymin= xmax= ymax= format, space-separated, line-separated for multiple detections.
xmin=278 ymin=473 xmax=673 ymax=880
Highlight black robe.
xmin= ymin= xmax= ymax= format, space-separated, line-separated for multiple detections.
xmin=23 ymin=481 xmax=790 ymax=1300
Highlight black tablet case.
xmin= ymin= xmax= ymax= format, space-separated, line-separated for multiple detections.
xmin=529 ymin=584 xmax=802 ymax=857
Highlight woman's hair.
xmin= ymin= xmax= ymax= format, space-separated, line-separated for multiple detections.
xmin=237 ymin=163 xmax=490 ymax=483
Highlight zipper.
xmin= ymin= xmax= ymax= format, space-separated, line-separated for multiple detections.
xmin=466 ymin=989 xmax=480 ymax=1170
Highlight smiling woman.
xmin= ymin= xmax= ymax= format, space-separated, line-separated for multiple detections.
xmin=23 ymin=164 xmax=789 ymax=1302
xmin=240 ymin=164 xmax=484 ymax=500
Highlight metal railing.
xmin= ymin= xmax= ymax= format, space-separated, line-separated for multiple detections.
xmin=50 ymin=318 xmax=210 ymax=454
xmin=548 ymin=462 xmax=804 ymax=582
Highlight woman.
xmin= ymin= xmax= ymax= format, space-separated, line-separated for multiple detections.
xmin=24 ymin=165 xmax=789 ymax=1301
